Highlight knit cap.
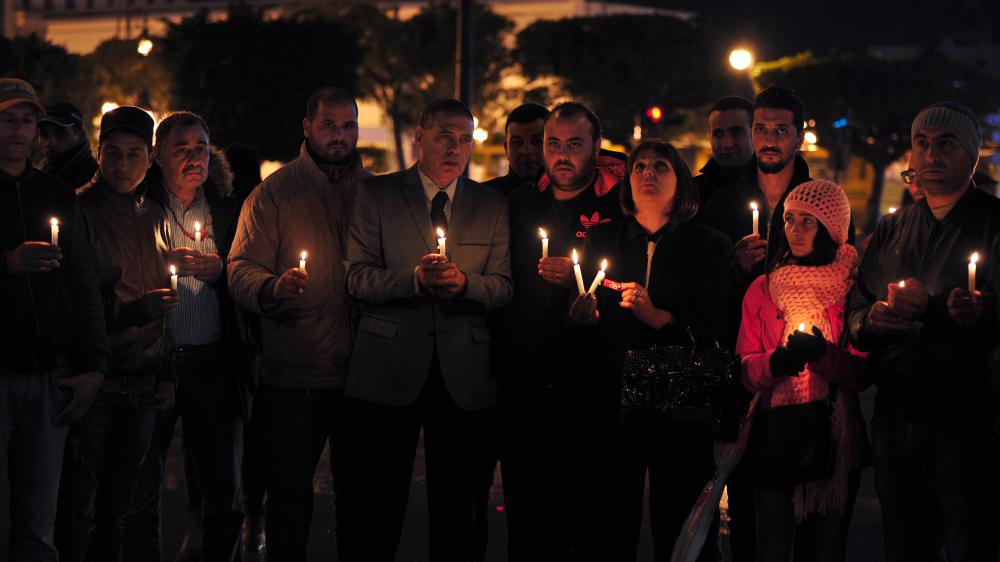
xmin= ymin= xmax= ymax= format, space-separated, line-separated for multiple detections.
xmin=784 ymin=180 xmax=852 ymax=245
xmin=910 ymin=101 xmax=981 ymax=164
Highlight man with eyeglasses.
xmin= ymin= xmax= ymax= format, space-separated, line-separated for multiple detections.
xmin=38 ymin=101 xmax=98 ymax=190
xmin=849 ymin=101 xmax=1000 ymax=562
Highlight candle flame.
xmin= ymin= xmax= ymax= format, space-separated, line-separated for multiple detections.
xmin=194 ymin=221 xmax=201 ymax=232
xmin=750 ymin=202 xmax=758 ymax=211
xmin=888 ymin=207 xmax=897 ymax=214
xmin=898 ymin=280 xmax=906 ymax=288
xmin=436 ymin=227 xmax=445 ymax=239
xmin=600 ymin=259 xmax=608 ymax=271
xmin=300 ymin=251 xmax=307 ymax=260
xmin=970 ymin=252 xmax=979 ymax=265
xmin=50 ymin=217 xmax=59 ymax=226
xmin=798 ymin=323 xmax=806 ymax=332
xmin=169 ymin=265 xmax=177 ymax=275
xmin=572 ymin=249 xmax=579 ymax=264
xmin=539 ymin=228 xmax=547 ymax=239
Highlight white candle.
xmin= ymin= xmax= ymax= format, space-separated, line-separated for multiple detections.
xmin=587 ymin=259 xmax=607 ymax=295
xmin=969 ymin=252 xmax=979 ymax=292
xmin=750 ymin=202 xmax=759 ymax=236
xmin=50 ymin=217 xmax=60 ymax=246
xmin=299 ymin=251 xmax=307 ymax=273
xmin=169 ymin=265 xmax=178 ymax=291
xmin=539 ymin=228 xmax=549 ymax=259
xmin=898 ymin=280 xmax=905 ymax=289
xmin=194 ymin=221 xmax=202 ymax=244
xmin=436 ymin=227 xmax=447 ymax=257
xmin=572 ymin=249 xmax=585 ymax=295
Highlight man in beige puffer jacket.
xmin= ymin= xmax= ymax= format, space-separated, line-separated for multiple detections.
xmin=227 ymin=86 xmax=370 ymax=562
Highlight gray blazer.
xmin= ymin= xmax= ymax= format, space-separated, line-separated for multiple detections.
xmin=346 ymin=165 xmax=513 ymax=410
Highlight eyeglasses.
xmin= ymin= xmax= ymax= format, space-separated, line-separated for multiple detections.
xmin=900 ymin=168 xmax=917 ymax=185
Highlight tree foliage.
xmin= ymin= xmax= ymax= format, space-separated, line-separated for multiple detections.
xmin=0 ymin=34 xmax=94 ymax=123
xmin=516 ymin=14 xmax=724 ymax=144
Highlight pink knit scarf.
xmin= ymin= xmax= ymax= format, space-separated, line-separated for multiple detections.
xmin=767 ymin=244 xmax=859 ymax=519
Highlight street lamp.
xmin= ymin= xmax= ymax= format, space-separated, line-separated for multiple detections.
xmin=729 ymin=49 xmax=753 ymax=71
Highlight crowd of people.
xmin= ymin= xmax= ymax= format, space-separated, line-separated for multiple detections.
xmin=0 ymin=73 xmax=998 ymax=562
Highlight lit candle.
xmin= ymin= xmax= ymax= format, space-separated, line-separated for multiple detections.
xmin=969 ymin=252 xmax=979 ymax=292
xmin=898 ymin=280 xmax=905 ymax=289
xmin=888 ymin=207 xmax=898 ymax=214
xmin=798 ymin=323 xmax=806 ymax=332
xmin=299 ymin=251 xmax=307 ymax=273
xmin=750 ymin=202 xmax=759 ymax=236
xmin=194 ymin=221 xmax=202 ymax=244
xmin=587 ymin=259 xmax=607 ymax=295
xmin=572 ymin=249 xmax=585 ymax=295
xmin=169 ymin=265 xmax=178 ymax=291
xmin=436 ymin=228 xmax=447 ymax=257
xmin=539 ymin=228 xmax=549 ymax=259
xmin=50 ymin=217 xmax=60 ymax=246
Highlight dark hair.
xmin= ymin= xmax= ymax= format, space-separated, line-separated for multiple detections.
xmin=306 ymin=86 xmax=359 ymax=120
xmin=544 ymin=102 xmax=602 ymax=143
xmin=504 ymin=103 xmax=549 ymax=135
xmin=154 ymin=111 xmax=209 ymax=148
xmin=754 ymin=86 xmax=806 ymax=133
xmin=419 ymin=98 xmax=474 ymax=129
xmin=708 ymin=96 xmax=753 ymax=119
xmin=620 ymin=139 xmax=699 ymax=223
xmin=766 ymin=220 xmax=838 ymax=272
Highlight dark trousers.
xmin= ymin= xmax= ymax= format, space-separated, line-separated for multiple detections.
xmin=338 ymin=363 xmax=495 ymax=562
xmin=242 ymin=389 xmax=266 ymax=521
xmin=725 ymin=460 xmax=757 ymax=562
xmin=56 ymin=374 xmax=158 ymax=562
xmin=125 ymin=344 xmax=244 ymax=562
xmin=753 ymin=472 xmax=860 ymax=562
xmin=584 ymin=430 xmax=719 ymax=562
xmin=0 ymin=372 xmax=71 ymax=562
xmin=871 ymin=410 xmax=992 ymax=562
xmin=254 ymin=385 xmax=344 ymax=562
xmin=499 ymin=387 xmax=584 ymax=561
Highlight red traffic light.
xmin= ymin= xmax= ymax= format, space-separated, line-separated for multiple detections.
xmin=646 ymin=105 xmax=663 ymax=123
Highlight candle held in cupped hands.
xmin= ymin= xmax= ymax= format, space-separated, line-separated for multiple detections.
xmin=968 ymin=252 xmax=979 ymax=292
xmin=299 ymin=251 xmax=307 ymax=273
xmin=572 ymin=249 xmax=586 ymax=296
xmin=436 ymin=228 xmax=447 ymax=257
xmin=539 ymin=228 xmax=549 ymax=259
xmin=587 ymin=259 xmax=607 ymax=295
xmin=50 ymin=217 xmax=60 ymax=246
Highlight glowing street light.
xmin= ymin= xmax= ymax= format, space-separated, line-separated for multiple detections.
xmin=101 ymin=102 xmax=120 ymax=115
xmin=473 ymin=128 xmax=489 ymax=144
xmin=804 ymin=131 xmax=818 ymax=145
xmin=729 ymin=49 xmax=753 ymax=71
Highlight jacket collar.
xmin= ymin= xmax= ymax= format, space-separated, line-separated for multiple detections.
xmin=300 ymin=142 xmax=365 ymax=184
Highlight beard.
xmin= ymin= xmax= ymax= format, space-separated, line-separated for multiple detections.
xmin=757 ymin=151 xmax=792 ymax=174
xmin=550 ymin=159 xmax=596 ymax=191
xmin=308 ymin=138 xmax=353 ymax=165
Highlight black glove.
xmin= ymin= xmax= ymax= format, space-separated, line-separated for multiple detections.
xmin=787 ymin=325 xmax=827 ymax=363
xmin=769 ymin=346 xmax=806 ymax=378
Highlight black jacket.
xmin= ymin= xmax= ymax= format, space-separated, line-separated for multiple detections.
xmin=848 ymin=187 xmax=1000 ymax=423
xmin=78 ymin=179 xmax=172 ymax=378
xmin=0 ymin=165 xmax=109 ymax=375
xmin=483 ymin=173 xmax=529 ymax=197
xmin=694 ymin=157 xmax=750 ymax=215
xmin=499 ymin=179 xmax=624 ymax=395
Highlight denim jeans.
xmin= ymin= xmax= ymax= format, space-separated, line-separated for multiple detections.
xmin=870 ymin=410 xmax=992 ymax=562
xmin=754 ymin=472 xmax=860 ymax=562
xmin=0 ymin=371 xmax=73 ymax=562
xmin=55 ymin=372 xmax=158 ymax=562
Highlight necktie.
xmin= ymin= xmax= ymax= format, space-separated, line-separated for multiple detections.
xmin=644 ymin=240 xmax=657 ymax=289
xmin=431 ymin=191 xmax=449 ymax=231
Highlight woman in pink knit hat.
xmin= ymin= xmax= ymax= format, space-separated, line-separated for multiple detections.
xmin=736 ymin=179 xmax=870 ymax=561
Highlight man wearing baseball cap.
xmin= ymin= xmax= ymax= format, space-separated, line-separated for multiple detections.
xmin=55 ymin=106 xmax=176 ymax=562
xmin=848 ymin=101 xmax=1000 ymax=561
xmin=38 ymin=100 xmax=98 ymax=190
xmin=0 ymin=78 xmax=109 ymax=561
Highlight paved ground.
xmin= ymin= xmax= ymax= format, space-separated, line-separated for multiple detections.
xmin=0 ymin=388 xmax=884 ymax=561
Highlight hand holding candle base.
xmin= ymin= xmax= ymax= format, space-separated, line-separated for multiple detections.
xmin=947 ymin=287 xmax=986 ymax=327
xmin=418 ymin=253 xmax=465 ymax=298
xmin=886 ymin=277 xmax=927 ymax=320
xmin=5 ymin=241 xmax=62 ymax=275
xmin=734 ymin=234 xmax=767 ymax=273
xmin=788 ymin=325 xmax=826 ymax=363
xmin=537 ymin=257 xmax=575 ymax=288
xmin=568 ymin=293 xmax=599 ymax=325
xmin=274 ymin=267 xmax=309 ymax=300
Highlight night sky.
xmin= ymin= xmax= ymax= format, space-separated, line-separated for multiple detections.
xmin=620 ymin=0 xmax=1000 ymax=59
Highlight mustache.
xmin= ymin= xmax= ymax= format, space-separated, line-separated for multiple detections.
xmin=182 ymin=164 xmax=203 ymax=174
xmin=759 ymin=147 xmax=782 ymax=155
xmin=327 ymin=141 xmax=349 ymax=149
xmin=553 ymin=160 xmax=575 ymax=169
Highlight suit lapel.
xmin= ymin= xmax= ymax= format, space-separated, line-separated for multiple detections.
xmin=448 ymin=178 xmax=476 ymax=244
xmin=402 ymin=166 xmax=436 ymax=253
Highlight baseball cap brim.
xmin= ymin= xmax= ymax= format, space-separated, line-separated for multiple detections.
xmin=0 ymin=98 xmax=45 ymax=115
xmin=99 ymin=123 xmax=153 ymax=145
xmin=39 ymin=115 xmax=77 ymax=127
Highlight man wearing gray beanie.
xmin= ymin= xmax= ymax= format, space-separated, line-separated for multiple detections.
xmin=848 ymin=100 xmax=1000 ymax=561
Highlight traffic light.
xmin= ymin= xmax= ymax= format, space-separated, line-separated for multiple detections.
xmin=646 ymin=105 xmax=663 ymax=123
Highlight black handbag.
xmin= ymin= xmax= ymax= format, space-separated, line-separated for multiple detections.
xmin=619 ymin=325 xmax=740 ymax=438
xmin=751 ymin=382 xmax=837 ymax=486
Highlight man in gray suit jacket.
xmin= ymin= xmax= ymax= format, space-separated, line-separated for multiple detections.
xmin=341 ymin=99 xmax=512 ymax=562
